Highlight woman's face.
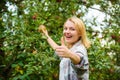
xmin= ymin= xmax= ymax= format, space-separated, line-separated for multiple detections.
xmin=63 ymin=20 xmax=80 ymax=45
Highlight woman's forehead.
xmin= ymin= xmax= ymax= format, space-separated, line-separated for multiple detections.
xmin=64 ymin=20 xmax=75 ymax=27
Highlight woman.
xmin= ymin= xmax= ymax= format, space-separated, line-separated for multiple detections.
xmin=39 ymin=16 xmax=91 ymax=80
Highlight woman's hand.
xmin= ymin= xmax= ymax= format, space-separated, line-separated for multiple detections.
xmin=55 ymin=37 xmax=71 ymax=58
xmin=38 ymin=25 xmax=49 ymax=37
xmin=38 ymin=25 xmax=58 ymax=50
xmin=55 ymin=45 xmax=71 ymax=58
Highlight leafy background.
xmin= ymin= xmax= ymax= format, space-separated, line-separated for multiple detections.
xmin=0 ymin=0 xmax=120 ymax=80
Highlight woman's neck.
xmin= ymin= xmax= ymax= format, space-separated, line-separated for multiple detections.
xmin=66 ymin=40 xmax=80 ymax=49
xmin=66 ymin=43 xmax=75 ymax=49
xmin=67 ymin=44 xmax=72 ymax=49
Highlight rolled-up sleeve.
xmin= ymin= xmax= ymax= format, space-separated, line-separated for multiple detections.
xmin=73 ymin=47 xmax=89 ymax=70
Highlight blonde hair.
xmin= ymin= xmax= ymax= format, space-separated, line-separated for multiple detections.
xmin=67 ymin=16 xmax=91 ymax=49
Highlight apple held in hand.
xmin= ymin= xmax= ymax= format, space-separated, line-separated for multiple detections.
xmin=38 ymin=25 xmax=47 ymax=33
xmin=38 ymin=25 xmax=49 ymax=38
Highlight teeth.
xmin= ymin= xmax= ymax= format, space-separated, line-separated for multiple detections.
xmin=66 ymin=36 xmax=72 ymax=38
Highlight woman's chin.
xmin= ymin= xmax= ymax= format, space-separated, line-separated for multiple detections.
xmin=65 ymin=40 xmax=73 ymax=44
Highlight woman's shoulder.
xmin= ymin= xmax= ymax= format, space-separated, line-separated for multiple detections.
xmin=71 ymin=41 xmax=87 ymax=54
xmin=74 ymin=41 xmax=86 ymax=50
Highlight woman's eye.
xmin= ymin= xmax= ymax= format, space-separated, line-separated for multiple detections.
xmin=64 ymin=27 xmax=67 ymax=30
xmin=63 ymin=27 xmax=75 ymax=31
xmin=71 ymin=28 xmax=75 ymax=31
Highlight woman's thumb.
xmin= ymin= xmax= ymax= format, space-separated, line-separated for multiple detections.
xmin=61 ymin=37 xmax=65 ymax=46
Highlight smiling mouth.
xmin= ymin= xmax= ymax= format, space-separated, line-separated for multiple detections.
xmin=65 ymin=36 xmax=72 ymax=39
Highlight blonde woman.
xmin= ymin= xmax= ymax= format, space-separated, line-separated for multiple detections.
xmin=39 ymin=16 xmax=90 ymax=80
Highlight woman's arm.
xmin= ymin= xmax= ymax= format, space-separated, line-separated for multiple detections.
xmin=38 ymin=25 xmax=58 ymax=50
xmin=69 ymin=52 xmax=81 ymax=64
xmin=55 ymin=45 xmax=81 ymax=64
xmin=38 ymin=25 xmax=81 ymax=64
xmin=55 ymin=38 xmax=81 ymax=64
xmin=46 ymin=36 xmax=58 ymax=50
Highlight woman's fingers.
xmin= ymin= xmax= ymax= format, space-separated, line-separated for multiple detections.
xmin=55 ymin=48 xmax=64 ymax=53
xmin=55 ymin=46 xmax=69 ymax=58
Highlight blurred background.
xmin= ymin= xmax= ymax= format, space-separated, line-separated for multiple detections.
xmin=0 ymin=0 xmax=120 ymax=80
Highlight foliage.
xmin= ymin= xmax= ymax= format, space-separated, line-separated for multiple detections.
xmin=0 ymin=0 xmax=120 ymax=80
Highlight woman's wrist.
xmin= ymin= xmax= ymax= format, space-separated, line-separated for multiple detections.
xmin=46 ymin=35 xmax=50 ymax=39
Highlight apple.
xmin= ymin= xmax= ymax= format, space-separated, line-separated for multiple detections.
xmin=38 ymin=25 xmax=47 ymax=33
xmin=32 ymin=15 xmax=37 ymax=20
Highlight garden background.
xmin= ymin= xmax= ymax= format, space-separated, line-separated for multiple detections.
xmin=0 ymin=0 xmax=120 ymax=80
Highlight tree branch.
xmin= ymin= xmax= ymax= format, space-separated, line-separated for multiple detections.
xmin=89 ymin=7 xmax=112 ymax=16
